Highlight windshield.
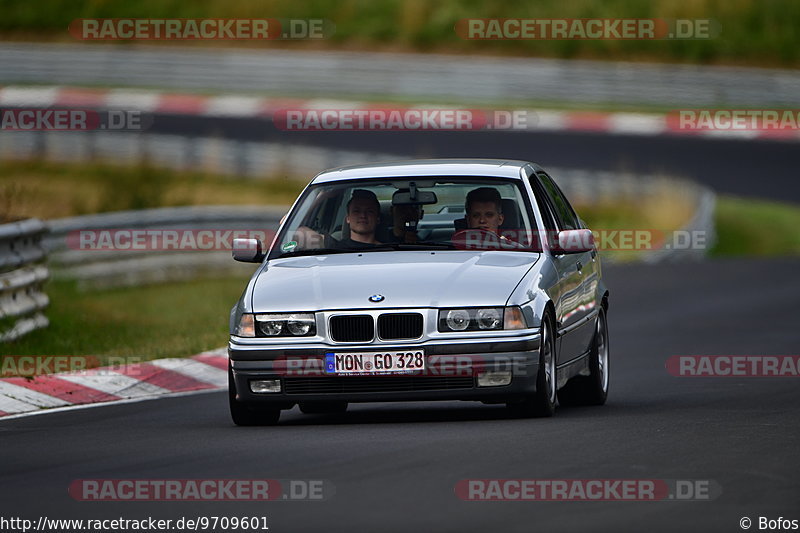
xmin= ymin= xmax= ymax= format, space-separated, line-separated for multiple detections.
xmin=269 ymin=177 xmax=542 ymax=259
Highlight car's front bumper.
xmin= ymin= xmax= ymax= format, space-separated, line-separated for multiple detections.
xmin=229 ymin=331 xmax=541 ymax=407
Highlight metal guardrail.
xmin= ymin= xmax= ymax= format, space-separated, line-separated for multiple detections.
xmin=0 ymin=131 xmax=392 ymax=180
xmin=0 ymin=218 xmax=49 ymax=342
xmin=45 ymin=205 xmax=286 ymax=290
xmin=1 ymin=42 xmax=799 ymax=108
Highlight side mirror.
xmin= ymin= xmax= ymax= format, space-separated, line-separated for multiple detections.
xmin=232 ymin=238 xmax=265 ymax=263
xmin=556 ymin=229 xmax=594 ymax=254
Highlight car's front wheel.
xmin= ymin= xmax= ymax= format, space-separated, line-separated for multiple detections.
xmin=228 ymin=365 xmax=281 ymax=426
xmin=557 ymin=307 xmax=609 ymax=406
xmin=507 ymin=313 xmax=556 ymax=418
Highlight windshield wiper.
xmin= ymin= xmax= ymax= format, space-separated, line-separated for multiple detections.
xmin=278 ymin=245 xmax=407 ymax=257
xmin=385 ymin=241 xmax=456 ymax=250
xmin=277 ymin=248 xmax=354 ymax=258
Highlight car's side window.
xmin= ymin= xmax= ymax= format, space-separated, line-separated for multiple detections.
xmin=528 ymin=173 xmax=558 ymax=232
xmin=537 ymin=172 xmax=580 ymax=231
xmin=304 ymin=188 xmax=339 ymax=234
xmin=549 ymin=176 xmax=584 ymax=229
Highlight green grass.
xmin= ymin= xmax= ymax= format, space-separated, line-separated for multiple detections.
xmin=578 ymin=202 xmax=678 ymax=231
xmin=579 ymin=195 xmax=800 ymax=259
xmin=712 ymin=195 xmax=800 ymax=256
xmin=0 ymin=160 xmax=306 ymax=222
xmin=1 ymin=0 xmax=799 ymax=67
xmin=2 ymin=277 xmax=244 ymax=367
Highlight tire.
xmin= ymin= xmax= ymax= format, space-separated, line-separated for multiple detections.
xmin=557 ymin=308 xmax=610 ymax=407
xmin=507 ymin=312 xmax=557 ymax=418
xmin=299 ymin=401 xmax=349 ymax=415
xmin=228 ymin=366 xmax=281 ymax=426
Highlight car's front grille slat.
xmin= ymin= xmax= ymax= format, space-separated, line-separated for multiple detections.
xmin=283 ymin=376 xmax=475 ymax=394
xmin=378 ymin=313 xmax=423 ymax=340
xmin=329 ymin=315 xmax=374 ymax=342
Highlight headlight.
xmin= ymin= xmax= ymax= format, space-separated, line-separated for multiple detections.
xmin=286 ymin=314 xmax=314 ymax=336
xmin=445 ymin=309 xmax=471 ymax=331
xmin=438 ymin=307 xmax=500 ymax=332
xmin=254 ymin=313 xmax=316 ymax=337
xmin=476 ymin=308 xmax=502 ymax=330
xmin=258 ymin=316 xmax=284 ymax=336
xmin=438 ymin=307 xmax=527 ymax=332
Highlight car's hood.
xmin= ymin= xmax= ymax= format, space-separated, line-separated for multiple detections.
xmin=252 ymin=251 xmax=540 ymax=311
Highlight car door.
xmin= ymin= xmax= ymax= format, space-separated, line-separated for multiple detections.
xmin=535 ymin=171 xmax=597 ymax=362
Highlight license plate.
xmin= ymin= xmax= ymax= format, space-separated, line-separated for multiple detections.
xmin=325 ymin=350 xmax=425 ymax=375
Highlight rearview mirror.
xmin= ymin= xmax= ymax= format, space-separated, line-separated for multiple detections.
xmin=232 ymin=238 xmax=265 ymax=263
xmin=556 ymin=229 xmax=594 ymax=254
xmin=392 ymin=190 xmax=438 ymax=206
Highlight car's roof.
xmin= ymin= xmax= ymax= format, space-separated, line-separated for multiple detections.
xmin=311 ymin=159 xmax=533 ymax=184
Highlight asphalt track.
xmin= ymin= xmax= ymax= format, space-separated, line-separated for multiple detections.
xmin=151 ymin=113 xmax=800 ymax=204
xmin=1 ymin=256 xmax=799 ymax=532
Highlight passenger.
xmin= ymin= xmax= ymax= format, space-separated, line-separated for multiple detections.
xmin=291 ymin=189 xmax=383 ymax=251
xmin=337 ymin=189 xmax=384 ymax=248
xmin=388 ymin=189 xmax=424 ymax=244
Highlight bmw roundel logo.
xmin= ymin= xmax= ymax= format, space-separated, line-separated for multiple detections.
xmin=368 ymin=294 xmax=385 ymax=303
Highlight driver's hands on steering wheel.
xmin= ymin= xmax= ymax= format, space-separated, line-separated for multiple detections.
xmin=451 ymin=228 xmax=526 ymax=250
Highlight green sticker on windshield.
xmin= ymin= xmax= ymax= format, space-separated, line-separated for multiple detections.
xmin=282 ymin=241 xmax=298 ymax=252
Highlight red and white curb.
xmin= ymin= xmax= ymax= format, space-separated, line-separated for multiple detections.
xmin=1 ymin=85 xmax=798 ymax=142
xmin=0 ymin=348 xmax=228 ymax=419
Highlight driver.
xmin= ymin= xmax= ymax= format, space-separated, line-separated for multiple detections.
xmin=465 ymin=187 xmax=505 ymax=234
xmin=461 ymin=187 xmax=526 ymax=249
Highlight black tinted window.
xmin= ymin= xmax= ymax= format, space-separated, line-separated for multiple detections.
xmin=537 ymin=172 xmax=579 ymax=231
xmin=528 ymin=175 xmax=557 ymax=233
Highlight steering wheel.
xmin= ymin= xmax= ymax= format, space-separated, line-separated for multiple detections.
xmin=451 ymin=228 xmax=526 ymax=250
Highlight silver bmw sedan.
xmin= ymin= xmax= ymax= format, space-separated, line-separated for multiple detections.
xmin=228 ymin=159 xmax=609 ymax=425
